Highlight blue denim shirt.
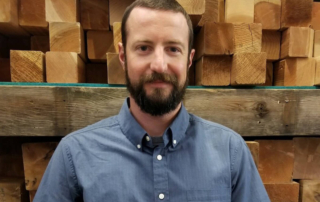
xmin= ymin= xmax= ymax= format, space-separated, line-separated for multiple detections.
xmin=34 ymin=98 xmax=270 ymax=202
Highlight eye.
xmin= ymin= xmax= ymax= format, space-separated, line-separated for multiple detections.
xmin=168 ymin=47 xmax=181 ymax=53
xmin=138 ymin=46 xmax=149 ymax=51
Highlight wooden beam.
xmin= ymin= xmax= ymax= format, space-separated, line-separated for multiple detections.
xmin=87 ymin=31 xmax=113 ymax=63
xmin=195 ymin=56 xmax=232 ymax=86
xmin=2 ymin=87 xmax=320 ymax=137
xmin=194 ymin=22 xmax=234 ymax=60
xmin=109 ymin=0 xmax=133 ymax=30
xmin=314 ymin=30 xmax=320 ymax=57
xmin=197 ymin=0 xmax=219 ymax=26
xmin=281 ymin=0 xmax=313 ymax=29
xmin=274 ymin=58 xmax=315 ymax=86
xmin=29 ymin=190 xmax=36 ymax=202
xmin=264 ymin=182 xmax=299 ymax=202
xmin=259 ymin=62 xmax=273 ymax=86
xmin=31 ymin=36 xmax=50 ymax=53
xmin=49 ymin=22 xmax=86 ymax=61
xmin=311 ymin=2 xmax=320 ymax=31
xmin=1 ymin=36 xmax=31 ymax=58
xmin=245 ymin=141 xmax=259 ymax=167
xmin=113 ymin=22 xmax=121 ymax=54
xmin=46 ymin=52 xmax=85 ymax=83
xmin=80 ymin=0 xmax=109 ymax=31
xmin=19 ymin=0 xmax=48 ymax=35
xmin=256 ymin=140 xmax=294 ymax=183
xmin=10 ymin=50 xmax=45 ymax=82
xmin=0 ymin=58 xmax=11 ymax=81
xmin=0 ymin=0 xmax=29 ymax=36
xmin=280 ymin=27 xmax=314 ymax=59
xmin=315 ymin=57 xmax=320 ymax=86
xmin=299 ymin=180 xmax=320 ymax=201
xmin=225 ymin=0 xmax=254 ymax=23
xmin=233 ymin=23 xmax=262 ymax=54
xmin=86 ymin=63 xmax=108 ymax=84
xmin=293 ymin=138 xmax=320 ymax=180
xmin=254 ymin=0 xmax=281 ymax=30
xmin=0 ymin=178 xmax=29 ymax=202
xmin=176 ymin=0 xmax=205 ymax=28
xmin=262 ymin=30 xmax=280 ymax=61
xmin=231 ymin=52 xmax=267 ymax=85
xmin=45 ymin=0 xmax=79 ymax=22
xmin=22 ymin=142 xmax=58 ymax=191
xmin=107 ymin=53 xmax=125 ymax=84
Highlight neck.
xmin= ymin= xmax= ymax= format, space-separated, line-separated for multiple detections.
xmin=129 ymin=96 xmax=181 ymax=137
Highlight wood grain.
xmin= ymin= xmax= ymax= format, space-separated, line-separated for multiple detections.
xmin=299 ymin=180 xmax=320 ymax=202
xmin=274 ymin=58 xmax=316 ymax=86
xmin=22 ymin=142 xmax=58 ymax=190
xmin=176 ymin=0 xmax=205 ymax=28
xmin=293 ymin=138 xmax=320 ymax=180
xmin=315 ymin=57 xmax=320 ymax=86
xmin=257 ymin=140 xmax=294 ymax=183
xmin=311 ymin=2 xmax=320 ymax=31
xmin=107 ymin=53 xmax=125 ymax=84
xmin=0 ymin=178 xmax=29 ymax=202
xmin=31 ymin=36 xmax=50 ymax=53
xmin=225 ymin=0 xmax=254 ymax=23
xmin=86 ymin=63 xmax=108 ymax=84
xmin=197 ymin=0 xmax=220 ymax=26
xmin=0 ymin=58 xmax=10 ymax=81
xmin=10 ymin=50 xmax=45 ymax=82
xmin=264 ymin=182 xmax=299 ymax=202
xmin=314 ymin=30 xmax=320 ymax=57
xmin=194 ymin=22 xmax=234 ymax=60
xmin=259 ymin=62 xmax=273 ymax=86
xmin=231 ymin=52 xmax=267 ymax=85
xmin=245 ymin=141 xmax=259 ymax=168
xmin=45 ymin=0 xmax=79 ymax=22
xmin=46 ymin=52 xmax=85 ymax=83
xmin=87 ymin=31 xmax=113 ymax=62
xmin=281 ymin=0 xmax=313 ymax=29
xmin=29 ymin=190 xmax=36 ymax=202
xmin=109 ymin=0 xmax=134 ymax=30
xmin=49 ymin=22 xmax=86 ymax=61
xmin=262 ymin=30 xmax=280 ymax=61
xmin=80 ymin=0 xmax=109 ymax=30
xmin=195 ymin=56 xmax=232 ymax=86
xmin=113 ymin=22 xmax=121 ymax=54
xmin=233 ymin=23 xmax=262 ymax=54
xmin=254 ymin=0 xmax=281 ymax=30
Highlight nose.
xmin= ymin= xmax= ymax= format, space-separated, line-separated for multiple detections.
xmin=150 ymin=47 xmax=167 ymax=73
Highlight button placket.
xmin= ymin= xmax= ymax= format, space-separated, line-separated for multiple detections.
xmin=153 ymin=147 xmax=169 ymax=201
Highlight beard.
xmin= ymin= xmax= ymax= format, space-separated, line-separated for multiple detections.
xmin=125 ymin=64 xmax=189 ymax=116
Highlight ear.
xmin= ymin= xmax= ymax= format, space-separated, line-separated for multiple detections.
xmin=118 ymin=42 xmax=125 ymax=70
xmin=188 ymin=49 xmax=196 ymax=70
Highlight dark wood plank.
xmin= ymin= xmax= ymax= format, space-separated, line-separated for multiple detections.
xmin=1 ymin=86 xmax=320 ymax=136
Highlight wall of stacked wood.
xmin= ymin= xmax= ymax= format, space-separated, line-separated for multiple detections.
xmin=0 ymin=0 xmax=320 ymax=202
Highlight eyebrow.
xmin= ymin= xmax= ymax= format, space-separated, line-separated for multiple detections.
xmin=132 ymin=40 xmax=186 ymax=50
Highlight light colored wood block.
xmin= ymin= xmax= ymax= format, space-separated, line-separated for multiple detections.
xmin=49 ymin=22 xmax=86 ymax=61
xmin=231 ymin=52 xmax=266 ymax=85
xmin=281 ymin=0 xmax=313 ymax=29
xmin=194 ymin=22 xmax=234 ymax=60
xmin=233 ymin=23 xmax=262 ymax=54
xmin=314 ymin=30 xmax=320 ymax=57
xmin=109 ymin=0 xmax=134 ymax=30
xmin=46 ymin=52 xmax=85 ymax=83
xmin=262 ymin=30 xmax=280 ymax=61
xmin=293 ymin=138 xmax=320 ymax=180
xmin=274 ymin=58 xmax=315 ymax=86
xmin=80 ymin=0 xmax=109 ymax=30
xmin=254 ymin=0 xmax=281 ymax=30
xmin=311 ymin=2 xmax=320 ymax=31
xmin=245 ymin=141 xmax=259 ymax=168
xmin=259 ymin=62 xmax=273 ymax=86
xmin=87 ymin=31 xmax=113 ymax=62
xmin=0 ymin=178 xmax=29 ymax=202
xmin=29 ymin=190 xmax=36 ymax=202
xmin=299 ymin=180 xmax=320 ymax=202
xmin=45 ymin=0 xmax=79 ymax=23
xmin=113 ymin=22 xmax=122 ymax=54
xmin=256 ymin=140 xmax=294 ymax=183
xmin=107 ymin=53 xmax=125 ymax=84
xmin=22 ymin=142 xmax=58 ymax=191
xmin=19 ymin=0 xmax=48 ymax=35
xmin=195 ymin=56 xmax=232 ymax=86
xmin=315 ymin=57 xmax=320 ymax=86
xmin=225 ymin=0 xmax=254 ymax=23
xmin=280 ymin=27 xmax=314 ymax=59
xmin=264 ymin=182 xmax=299 ymax=202
xmin=176 ymin=0 xmax=205 ymax=28
xmin=197 ymin=0 xmax=219 ymax=26
xmin=0 ymin=58 xmax=10 ymax=81
xmin=31 ymin=36 xmax=50 ymax=53
xmin=86 ymin=63 xmax=108 ymax=84
xmin=0 ymin=0 xmax=29 ymax=36
xmin=10 ymin=50 xmax=45 ymax=82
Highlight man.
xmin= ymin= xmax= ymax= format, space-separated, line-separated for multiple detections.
xmin=34 ymin=0 xmax=270 ymax=201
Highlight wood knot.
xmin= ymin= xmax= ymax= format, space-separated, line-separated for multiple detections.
xmin=255 ymin=102 xmax=269 ymax=118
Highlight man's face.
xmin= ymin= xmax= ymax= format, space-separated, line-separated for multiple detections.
xmin=119 ymin=7 xmax=195 ymax=116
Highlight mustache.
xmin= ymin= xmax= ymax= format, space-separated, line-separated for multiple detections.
xmin=142 ymin=72 xmax=178 ymax=84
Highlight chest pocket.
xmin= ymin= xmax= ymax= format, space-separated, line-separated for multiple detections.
xmin=187 ymin=187 xmax=230 ymax=202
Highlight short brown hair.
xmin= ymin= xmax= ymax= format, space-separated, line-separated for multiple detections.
xmin=121 ymin=0 xmax=194 ymax=54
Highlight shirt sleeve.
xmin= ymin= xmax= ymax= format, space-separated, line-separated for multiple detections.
xmin=33 ymin=138 xmax=82 ymax=202
xmin=230 ymin=134 xmax=270 ymax=202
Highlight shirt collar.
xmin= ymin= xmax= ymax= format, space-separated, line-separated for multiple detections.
xmin=117 ymin=98 xmax=190 ymax=150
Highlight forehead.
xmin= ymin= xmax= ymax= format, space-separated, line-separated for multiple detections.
xmin=126 ymin=7 xmax=189 ymax=43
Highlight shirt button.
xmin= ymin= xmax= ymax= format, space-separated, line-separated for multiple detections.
xmin=146 ymin=136 xmax=150 ymax=141
xmin=159 ymin=193 xmax=165 ymax=200
xmin=173 ymin=140 xmax=177 ymax=145
xmin=137 ymin=144 xmax=141 ymax=149
xmin=157 ymin=155 xmax=162 ymax=161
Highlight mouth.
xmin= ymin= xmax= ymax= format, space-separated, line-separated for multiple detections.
xmin=146 ymin=80 xmax=171 ymax=88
